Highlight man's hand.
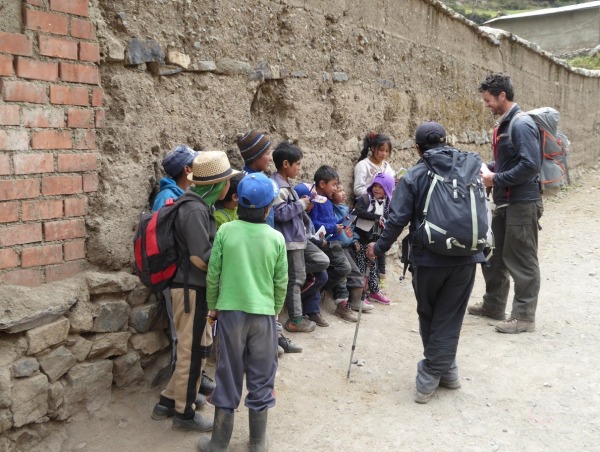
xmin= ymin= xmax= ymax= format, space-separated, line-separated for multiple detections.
xmin=366 ymin=242 xmax=377 ymax=260
xmin=481 ymin=171 xmax=495 ymax=188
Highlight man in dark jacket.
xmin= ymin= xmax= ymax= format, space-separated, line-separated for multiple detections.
xmin=367 ymin=122 xmax=485 ymax=404
xmin=468 ymin=73 xmax=543 ymax=334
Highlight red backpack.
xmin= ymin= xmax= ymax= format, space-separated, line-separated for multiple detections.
xmin=133 ymin=195 xmax=194 ymax=292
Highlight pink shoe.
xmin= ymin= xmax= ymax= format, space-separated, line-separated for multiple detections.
xmin=368 ymin=292 xmax=391 ymax=305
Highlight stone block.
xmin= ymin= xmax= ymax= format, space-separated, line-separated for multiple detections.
xmin=215 ymin=58 xmax=252 ymax=76
xmin=65 ymin=335 xmax=92 ymax=362
xmin=332 ymin=72 xmax=348 ymax=82
xmin=378 ymin=79 xmax=395 ymax=89
xmin=56 ymin=360 xmax=112 ymax=420
xmin=26 ymin=317 xmax=70 ymax=355
xmin=104 ymin=35 xmax=125 ymax=62
xmin=86 ymin=271 xmax=138 ymax=295
xmin=11 ymin=357 xmax=39 ymax=378
xmin=166 ymin=50 xmax=191 ymax=69
xmin=65 ymin=300 xmax=95 ymax=333
xmin=92 ymin=300 xmax=130 ymax=332
xmin=126 ymin=38 xmax=165 ymax=65
xmin=129 ymin=301 xmax=162 ymax=333
xmin=0 ymin=409 xmax=12 ymax=434
xmin=11 ymin=373 xmax=48 ymax=427
xmin=126 ymin=285 xmax=151 ymax=307
xmin=130 ymin=330 xmax=169 ymax=356
xmin=291 ymin=70 xmax=307 ymax=78
xmin=0 ymin=368 xmax=11 ymax=408
xmin=87 ymin=332 xmax=131 ymax=359
xmin=187 ymin=60 xmax=216 ymax=72
xmin=48 ymin=381 xmax=64 ymax=414
xmin=37 ymin=346 xmax=76 ymax=383
xmin=112 ymin=352 xmax=144 ymax=387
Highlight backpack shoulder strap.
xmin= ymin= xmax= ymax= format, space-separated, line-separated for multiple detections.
xmin=506 ymin=111 xmax=528 ymax=147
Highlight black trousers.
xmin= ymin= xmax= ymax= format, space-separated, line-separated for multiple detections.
xmin=412 ymin=264 xmax=476 ymax=393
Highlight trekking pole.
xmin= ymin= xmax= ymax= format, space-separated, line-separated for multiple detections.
xmin=347 ymin=258 xmax=371 ymax=379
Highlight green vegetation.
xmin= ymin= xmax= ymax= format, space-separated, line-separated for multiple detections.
xmin=567 ymin=54 xmax=600 ymax=70
xmin=443 ymin=1 xmax=589 ymax=24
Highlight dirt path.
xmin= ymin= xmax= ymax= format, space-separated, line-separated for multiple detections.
xmin=59 ymin=169 xmax=600 ymax=452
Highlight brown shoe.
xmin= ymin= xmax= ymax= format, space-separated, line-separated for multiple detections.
xmin=495 ymin=318 xmax=535 ymax=334
xmin=334 ymin=301 xmax=358 ymax=323
xmin=467 ymin=302 xmax=506 ymax=321
xmin=284 ymin=317 xmax=316 ymax=333
xmin=307 ymin=313 xmax=329 ymax=327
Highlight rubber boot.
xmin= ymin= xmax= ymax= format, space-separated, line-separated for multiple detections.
xmin=248 ymin=409 xmax=269 ymax=452
xmin=349 ymin=287 xmax=373 ymax=312
xmin=197 ymin=408 xmax=234 ymax=452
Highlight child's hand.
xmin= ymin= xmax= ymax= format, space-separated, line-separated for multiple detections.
xmin=299 ymin=196 xmax=311 ymax=211
xmin=344 ymin=226 xmax=353 ymax=238
xmin=336 ymin=224 xmax=344 ymax=234
xmin=354 ymin=242 xmax=360 ymax=252
xmin=379 ymin=218 xmax=385 ymax=229
xmin=321 ymin=239 xmax=328 ymax=248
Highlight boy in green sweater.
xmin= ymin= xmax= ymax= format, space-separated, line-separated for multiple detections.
xmin=199 ymin=173 xmax=287 ymax=452
xmin=213 ymin=173 xmax=243 ymax=230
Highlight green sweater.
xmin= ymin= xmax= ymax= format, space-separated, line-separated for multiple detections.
xmin=213 ymin=207 xmax=238 ymax=230
xmin=206 ymin=220 xmax=288 ymax=315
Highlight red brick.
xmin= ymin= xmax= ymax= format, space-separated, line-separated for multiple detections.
xmin=44 ymin=218 xmax=85 ymax=241
xmin=0 ymin=268 xmax=43 ymax=286
xmin=58 ymin=153 xmax=96 ymax=172
xmin=95 ymin=109 xmax=105 ymax=128
xmin=0 ymin=130 xmax=29 ymax=151
xmin=50 ymin=85 xmax=88 ymax=106
xmin=0 ymin=179 xmax=40 ymax=201
xmin=0 ymin=32 xmax=33 ymax=56
xmin=0 ymin=223 xmax=42 ymax=246
xmin=32 ymin=130 xmax=72 ymax=150
xmin=82 ymin=173 xmax=98 ymax=192
xmin=24 ymin=9 xmax=68 ymax=35
xmin=22 ymin=107 xmax=65 ymax=128
xmin=73 ymin=129 xmax=95 ymax=150
xmin=0 ymin=249 xmax=19 ymax=270
xmin=0 ymin=202 xmax=19 ymax=223
xmin=25 ymin=0 xmax=45 ymax=6
xmin=0 ymin=105 xmax=20 ymax=126
xmin=0 ymin=54 xmax=13 ymax=76
xmin=70 ymin=18 xmax=96 ymax=40
xmin=0 ymin=156 xmax=9 ymax=176
xmin=41 ymin=175 xmax=82 ymax=196
xmin=64 ymin=196 xmax=87 ymax=216
xmin=50 ymin=0 xmax=88 ymax=17
xmin=67 ymin=109 xmax=92 ymax=128
xmin=13 ymin=153 xmax=54 ymax=175
xmin=21 ymin=244 xmax=63 ymax=268
xmin=15 ymin=57 xmax=59 ymax=82
xmin=22 ymin=199 xmax=63 ymax=221
xmin=2 ymin=80 xmax=48 ymax=104
xmin=91 ymin=87 xmax=103 ymax=107
xmin=78 ymin=42 xmax=100 ymax=62
xmin=45 ymin=260 xmax=84 ymax=282
xmin=59 ymin=62 xmax=99 ymax=85
xmin=39 ymin=35 xmax=78 ymax=60
xmin=63 ymin=239 xmax=85 ymax=260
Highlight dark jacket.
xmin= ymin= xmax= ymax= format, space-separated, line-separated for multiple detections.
xmin=374 ymin=147 xmax=485 ymax=267
xmin=271 ymin=172 xmax=307 ymax=250
xmin=491 ymin=105 xmax=542 ymax=205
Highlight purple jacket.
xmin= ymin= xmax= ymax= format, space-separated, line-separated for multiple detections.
xmin=271 ymin=173 xmax=307 ymax=250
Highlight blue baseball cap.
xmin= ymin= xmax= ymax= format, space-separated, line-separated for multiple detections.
xmin=237 ymin=173 xmax=279 ymax=208
xmin=162 ymin=145 xmax=200 ymax=178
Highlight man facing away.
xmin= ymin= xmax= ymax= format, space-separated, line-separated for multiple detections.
xmin=468 ymin=73 xmax=543 ymax=334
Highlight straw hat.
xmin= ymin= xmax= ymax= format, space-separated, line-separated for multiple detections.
xmin=187 ymin=151 xmax=240 ymax=185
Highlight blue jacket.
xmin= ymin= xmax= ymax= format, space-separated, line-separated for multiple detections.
xmin=309 ymin=198 xmax=341 ymax=242
xmin=333 ymin=203 xmax=354 ymax=247
xmin=153 ymin=177 xmax=185 ymax=211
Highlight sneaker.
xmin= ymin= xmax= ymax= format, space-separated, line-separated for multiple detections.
xmin=334 ymin=301 xmax=358 ymax=322
xmin=199 ymin=373 xmax=215 ymax=396
xmin=171 ymin=412 xmax=213 ymax=432
xmin=278 ymin=345 xmax=285 ymax=357
xmin=368 ymin=292 xmax=392 ymax=305
xmin=415 ymin=389 xmax=436 ymax=404
xmin=495 ymin=318 xmax=535 ymax=334
xmin=301 ymin=274 xmax=316 ymax=293
xmin=439 ymin=378 xmax=461 ymax=390
xmin=278 ymin=334 xmax=303 ymax=353
xmin=349 ymin=299 xmax=374 ymax=313
xmin=467 ymin=302 xmax=506 ymax=320
xmin=284 ymin=317 xmax=316 ymax=333
xmin=307 ymin=313 xmax=329 ymax=327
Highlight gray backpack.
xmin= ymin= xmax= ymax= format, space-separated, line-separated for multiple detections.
xmin=416 ymin=146 xmax=492 ymax=258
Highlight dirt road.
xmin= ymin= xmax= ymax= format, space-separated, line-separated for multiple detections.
xmin=57 ymin=169 xmax=600 ymax=452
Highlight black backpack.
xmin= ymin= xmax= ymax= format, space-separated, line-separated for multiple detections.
xmin=415 ymin=147 xmax=492 ymax=258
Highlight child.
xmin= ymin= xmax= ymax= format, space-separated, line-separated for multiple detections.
xmin=213 ymin=172 xmax=244 ymax=230
xmin=153 ymin=145 xmax=199 ymax=211
xmin=353 ymin=133 xmax=396 ymax=289
xmin=271 ymin=142 xmax=317 ymax=333
xmin=331 ymin=184 xmax=373 ymax=313
xmin=309 ymin=165 xmax=357 ymax=322
xmin=353 ymin=172 xmax=395 ymax=305
xmin=238 ymin=131 xmax=302 ymax=353
xmin=199 ymin=173 xmax=287 ymax=451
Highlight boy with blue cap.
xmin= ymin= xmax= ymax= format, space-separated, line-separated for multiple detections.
xmin=153 ymin=145 xmax=200 ymax=211
xmin=199 ymin=173 xmax=287 ymax=452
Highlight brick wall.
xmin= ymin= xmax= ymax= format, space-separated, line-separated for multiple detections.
xmin=0 ymin=0 xmax=102 ymax=286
